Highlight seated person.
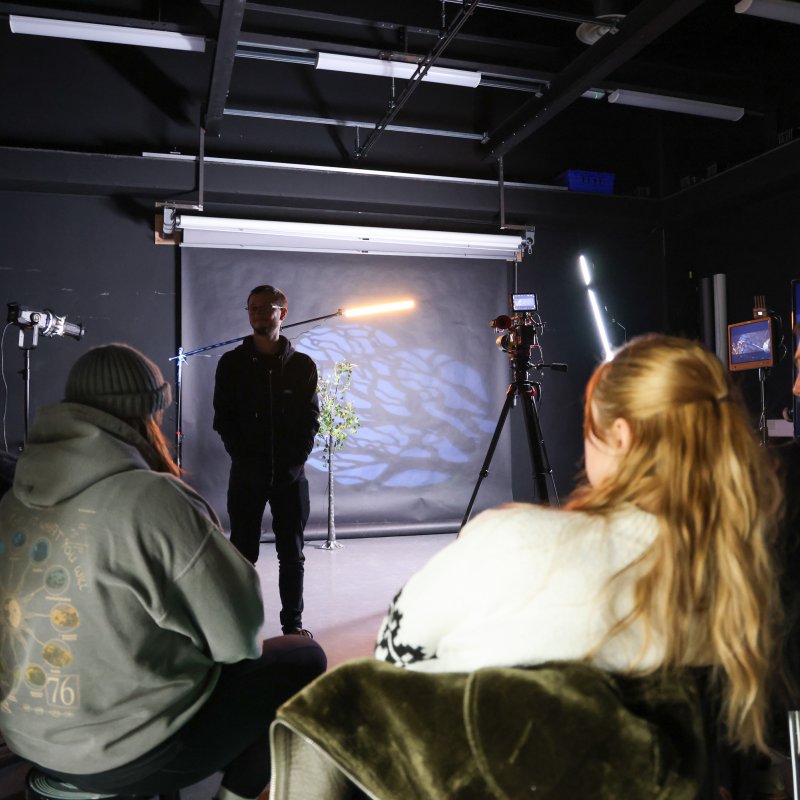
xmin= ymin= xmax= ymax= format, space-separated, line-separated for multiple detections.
xmin=0 ymin=343 xmax=326 ymax=800
xmin=376 ymin=334 xmax=782 ymax=756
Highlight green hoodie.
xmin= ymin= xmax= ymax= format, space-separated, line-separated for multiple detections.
xmin=0 ymin=402 xmax=264 ymax=774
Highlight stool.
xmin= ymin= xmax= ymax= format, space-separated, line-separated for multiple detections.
xmin=26 ymin=767 xmax=180 ymax=800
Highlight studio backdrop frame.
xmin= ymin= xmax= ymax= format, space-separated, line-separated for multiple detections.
xmin=179 ymin=247 xmax=514 ymax=537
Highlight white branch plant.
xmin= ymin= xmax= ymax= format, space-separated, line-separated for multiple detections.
xmin=315 ymin=360 xmax=360 ymax=549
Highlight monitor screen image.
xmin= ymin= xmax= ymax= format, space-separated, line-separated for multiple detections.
xmin=728 ymin=317 xmax=773 ymax=372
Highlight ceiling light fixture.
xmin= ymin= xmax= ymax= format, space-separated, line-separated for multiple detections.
xmin=316 ymin=52 xmax=481 ymax=89
xmin=608 ymin=89 xmax=744 ymax=121
xmin=735 ymin=0 xmax=800 ymax=23
xmin=8 ymin=14 xmax=206 ymax=52
xmin=174 ymin=216 xmax=524 ymax=260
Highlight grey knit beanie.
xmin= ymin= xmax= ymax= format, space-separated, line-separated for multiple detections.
xmin=65 ymin=343 xmax=171 ymax=419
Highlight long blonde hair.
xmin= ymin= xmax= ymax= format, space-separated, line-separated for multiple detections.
xmin=568 ymin=334 xmax=782 ymax=752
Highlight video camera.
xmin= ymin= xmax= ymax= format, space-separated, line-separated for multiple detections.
xmin=490 ymin=293 xmax=543 ymax=355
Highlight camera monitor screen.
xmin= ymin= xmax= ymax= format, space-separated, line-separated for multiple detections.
xmin=727 ymin=317 xmax=774 ymax=372
xmin=511 ymin=293 xmax=538 ymax=312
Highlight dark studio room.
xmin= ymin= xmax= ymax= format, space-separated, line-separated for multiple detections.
xmin=2 ymin=1 xmax=800 ymax=798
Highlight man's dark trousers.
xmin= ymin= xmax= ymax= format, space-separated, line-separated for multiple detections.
xmin=227 ymin=460 xmax=310 ymax=632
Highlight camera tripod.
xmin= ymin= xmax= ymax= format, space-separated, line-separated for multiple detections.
xmin=461 ymin=346 xmax=566 ymax=529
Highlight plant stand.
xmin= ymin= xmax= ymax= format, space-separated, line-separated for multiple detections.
xmin=317 ymin=462 xmax=344 ymax=549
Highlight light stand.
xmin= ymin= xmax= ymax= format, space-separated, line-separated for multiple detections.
xmin=758 ymin=366 xmax=769 ymax=447
xmin=461 ymin=320 xmax=566 ymax=529
xmin=170 ymin=309 xmax=344 ymax=468
xmin=18 ymin=324 xmax=39 ymax=443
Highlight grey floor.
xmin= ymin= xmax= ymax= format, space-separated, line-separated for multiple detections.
xmin=185 ymin=531 xmax=456 ymax=799
xmin=256 ymin=532 xmax=455 ymax=667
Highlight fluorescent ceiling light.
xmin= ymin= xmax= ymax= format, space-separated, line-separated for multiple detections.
xmin=735 ymin=0 xmax=800 ymax=23
xmin=316 ymin=52 xmax=481 ymax=89
xmin=608 ymin=89 xmax=744 ymax=121
xmin=9 ymin=14 xmax=206 ymax=52
xmin=175 ymin=216 xmax=523 ymax=260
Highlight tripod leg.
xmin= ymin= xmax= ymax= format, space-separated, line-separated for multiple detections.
xmin=520 ymin=389 xmax=559 ymax=506
xmin=461 ymin=386 xmax=516 ymax=531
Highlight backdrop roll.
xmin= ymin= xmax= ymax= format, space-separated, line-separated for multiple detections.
xmin=179 ymin=249 xmax=513 ymax=535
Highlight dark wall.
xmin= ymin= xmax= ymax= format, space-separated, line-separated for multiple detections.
xmin=664 ymin=187 xmax=800 ymax=425
xmin=0 ymin=190 xmax=177 ymax=452
xmin=0 ymin=184 xmax=667 ymax=517
xmin=509 ymin=222 xmax=665 ymax=502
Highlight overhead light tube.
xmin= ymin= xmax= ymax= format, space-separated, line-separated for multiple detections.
xmin=608 ymin=89 xmax=744 ymax=121
xmin=735 ymin=0 xmax=800 ymax=23
xmin=343 ymin=300 xmax=415 ymax=318
xmin=316 ymin=52 xmax=481 ymax=88
xmin=9 ymin=14 xmax=206 ymax=52
xmin=579 ymin=255 xmax=613 ymax=362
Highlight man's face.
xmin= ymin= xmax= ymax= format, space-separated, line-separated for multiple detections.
xmin=247 ymin=294 xmax=287 ymax=337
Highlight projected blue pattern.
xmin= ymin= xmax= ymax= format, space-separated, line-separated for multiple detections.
xmin=297 ymin=324 xmax=496 ymax=488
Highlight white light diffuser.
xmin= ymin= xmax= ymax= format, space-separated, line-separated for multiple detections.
xmin=608 ymin=89 xmax=744 ymax=121
xmin=175 ymin=216 xmax=523 ymax=260
xmin=735 ymin=0 xmax=800 ymax=23
xmin=316 ymin=52 xmax=481 ymax=88
xmin=579 ymin=255 xmax=613 ymax=362
xmin=9 ymin=14 xmax=206 ymax=52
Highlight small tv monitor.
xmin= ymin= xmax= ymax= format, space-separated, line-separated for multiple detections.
xmin=511 ymin=293 xmax=538 ymax=312
xmin=727 ymin=317 xmax=774 ymax=372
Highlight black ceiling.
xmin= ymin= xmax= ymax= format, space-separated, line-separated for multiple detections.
xmin=1 ymin=0 xmax=799 ymax=199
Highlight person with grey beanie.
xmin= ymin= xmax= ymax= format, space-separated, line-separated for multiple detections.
xmin=0 ymin=343 xmax=326 ymax=800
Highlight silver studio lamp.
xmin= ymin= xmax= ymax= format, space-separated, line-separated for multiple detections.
xmin=7 ymin=303 xmax=84 ymax=340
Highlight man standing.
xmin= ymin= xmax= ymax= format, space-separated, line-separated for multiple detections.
xmin=214 ymin=285 xmax=320 ymax=637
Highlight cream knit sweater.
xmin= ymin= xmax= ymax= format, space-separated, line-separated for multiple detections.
xmin=375 ymin=502 xmax=663 ymax=673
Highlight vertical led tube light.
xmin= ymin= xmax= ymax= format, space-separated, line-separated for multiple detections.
xmin=579 ymin=255 xmax=614 ymax=362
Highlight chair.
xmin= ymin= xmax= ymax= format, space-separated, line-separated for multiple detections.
xmin=26 ymin=767 xmax=180 ymax=800
xmin=269 ymin=658 xmax=708 ymax=800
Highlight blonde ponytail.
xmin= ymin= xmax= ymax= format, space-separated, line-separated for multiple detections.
xmin=568 ymin=335 xmax=782 ymax=751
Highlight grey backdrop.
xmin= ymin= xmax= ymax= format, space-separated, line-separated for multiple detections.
xmin=179 ymin=249 xmax=513 ymax=535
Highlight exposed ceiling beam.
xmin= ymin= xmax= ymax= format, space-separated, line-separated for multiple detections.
xmin=483 ymin=0 xmax=708 ymax=161
xmin=205 ymin=0 xmax=246 ymax=137
xmin=354 ymin=0 xmax=481 ymax=160
xmin=441 ymin=0 xmax=600 ymax=25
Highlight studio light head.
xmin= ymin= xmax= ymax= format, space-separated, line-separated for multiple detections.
xmin=7 ymin=302 xmax=85 ymax=341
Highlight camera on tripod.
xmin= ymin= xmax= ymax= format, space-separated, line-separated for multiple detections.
xmin=490 ymin=293 xmax=542 ymax=355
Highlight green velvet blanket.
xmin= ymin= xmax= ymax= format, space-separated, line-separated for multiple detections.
xmin=270 ymin=658 xmax=705 ymax=800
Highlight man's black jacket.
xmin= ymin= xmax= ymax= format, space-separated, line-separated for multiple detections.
xmin=213 ymin=335 xmax=320 ymax=486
